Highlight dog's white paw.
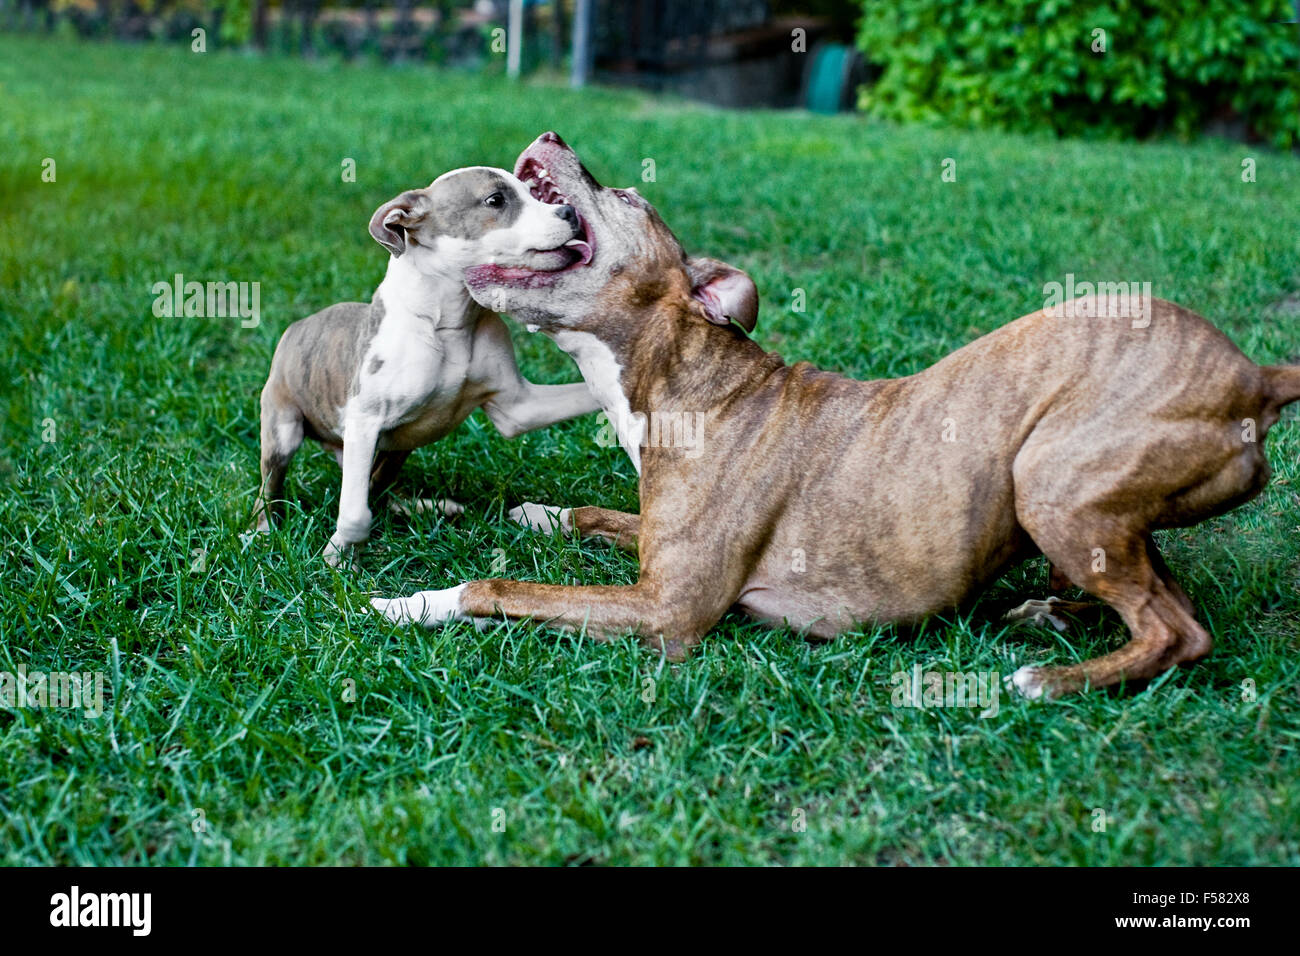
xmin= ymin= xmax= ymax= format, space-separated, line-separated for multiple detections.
xmin=322 ymin=536 xmax=358 ymax=569
xmin=509 ymin=502 xmax=572 ymax=535
xmin=370 ymin=584 xmax=466 ymax=628
xmin=1008 ymin=665 xmax=1047 ymax=701
xmin=1004 ymin=597 xmax=1069 ymax=633
xmin=390 ymin=497 xmax=465 ymax=519
xmin=437 ymin=498 xmax=466 ymax=518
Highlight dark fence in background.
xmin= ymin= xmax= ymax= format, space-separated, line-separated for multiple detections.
xmin=0 ymin=2 xmax=536 ymax=68
xmin=0 ymin=1 xmax=787 ymax=69
xmin=595 ymin=0 xmax=768 ymax=75
xmin=0 ymin=1 xmax=858 ymax=109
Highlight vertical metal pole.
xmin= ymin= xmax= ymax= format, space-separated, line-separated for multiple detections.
xmin=251 ymin=0 xmax=268 ymax=49
xmin=571 ymin=0 xmax=594 ymax=88
xmin=507 ymin=0 xmax=523 ymax=78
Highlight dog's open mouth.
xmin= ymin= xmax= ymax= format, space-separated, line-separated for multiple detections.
xmin=520 ymin=157 xmax=593 ymax=264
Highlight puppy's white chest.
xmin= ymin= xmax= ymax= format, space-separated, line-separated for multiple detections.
xmin=352 ymin=303 xmax=478 ymax=443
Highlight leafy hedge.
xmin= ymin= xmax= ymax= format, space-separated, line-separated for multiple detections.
xmin=856 ymin=1 xmax=1300 ymax=147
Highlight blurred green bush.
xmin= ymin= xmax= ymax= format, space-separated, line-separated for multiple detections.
xmin=856 ymin=0 xmax=1300 ymax=147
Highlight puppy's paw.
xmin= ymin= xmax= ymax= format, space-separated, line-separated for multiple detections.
xmin=436 ymin=498 xmax=466 ymax=518
xmin=370 ymin=584 xmax=466 ymax=628
xmin=390 ymin=497 xmax=465 ymax=519
xmin=1004 ymin=597 xmax=1070 ymax=633
xmin=322 ymin=541 xmax=344 ymax=568
xmin=509 ymin=502 xmax=572 ymax=535
xmin=322 ymin=536 xmax=361 ymax=570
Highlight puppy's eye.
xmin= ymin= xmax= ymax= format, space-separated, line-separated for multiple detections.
xmin=483 ymin=192 xmax=505 ymax=208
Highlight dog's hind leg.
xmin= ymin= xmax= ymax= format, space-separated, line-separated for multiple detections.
xmin=369 ymin=450 xmax=410 ymax=498
xmin=371 ymin=450 xmax=466 ymax=519
xmin=1003 ymin=596 xmax=1100 ymax=632
xmin=1009 ymin=505 xmax=1212 ymax=699
xmin=1004 ymin=392 xmax=1274 ymax=698
xmin=389 ymin=497 xmax=466 ymax=519
xmin=1003 ymin=559 xmax=1103 ymax=631
xmin=252 ymin=385 xmax=305 ymax=532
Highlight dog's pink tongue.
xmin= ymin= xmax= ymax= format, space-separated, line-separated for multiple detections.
xmin=565 ymin=239 xmax=593 ymax=265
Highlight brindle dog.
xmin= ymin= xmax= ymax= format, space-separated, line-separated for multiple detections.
xmin=374 ymin=132 xmax=1300 ymax=700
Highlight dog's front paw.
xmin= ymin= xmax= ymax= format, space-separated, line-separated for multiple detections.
xmin=1007 ymin=665 xmax=1048 ymax=701
xmin=370 ymin=584 xmax=467 ymax=628
xmin=509 ymin=502 xmax=572 ymax=535
xmin=322 ymin=535 xmax=361 ymax=569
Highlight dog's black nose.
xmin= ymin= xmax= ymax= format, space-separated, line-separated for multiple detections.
xmin=540 ymin=131 xmax=566 ymax=147
xmin=555 ymin=204 xmax=579 ymax=229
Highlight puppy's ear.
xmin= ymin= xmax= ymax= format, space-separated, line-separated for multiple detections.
xmin=687 ymin=257 xmax=758 ymax=333
xmin=369 ymin=190 xmax=429 ymax=257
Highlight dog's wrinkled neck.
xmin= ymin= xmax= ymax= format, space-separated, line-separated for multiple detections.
xmin=555 ymin=289 xmax=779 ymax=419
xmin=628 ymin=296 xmax=779 ymax=409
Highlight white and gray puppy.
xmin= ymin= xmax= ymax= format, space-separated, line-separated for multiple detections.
xmin=253 ymin=166 xmax=599 ymax=566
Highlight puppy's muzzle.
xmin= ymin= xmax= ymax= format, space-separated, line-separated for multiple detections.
xmin=554 ymin=203 xmax=580 ymax=232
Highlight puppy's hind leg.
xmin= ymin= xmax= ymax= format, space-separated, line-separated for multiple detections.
xmin=1003 ymin=596 xmax=1100 ymax=633
xmin=252 ymin=385 xmax=305 ymax=533
xmin=390 ymin=497 xmax=466 ymax=519
xmin=369 ymin=450 xmax=410 ymax=499
xmin=373 ymin=450 xmax=466 ymax=519
xmin=1003 ymin=562 xmax=1101 ymax=632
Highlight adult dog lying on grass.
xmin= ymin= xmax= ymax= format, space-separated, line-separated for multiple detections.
xmin=372 ymin=132 xmax=1300 ymax=701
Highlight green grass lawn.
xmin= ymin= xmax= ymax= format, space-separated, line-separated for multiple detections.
xmin=1 ymin=33 xmax=1298 ymax=866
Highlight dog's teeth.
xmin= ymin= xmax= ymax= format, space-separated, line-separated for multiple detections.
xmin=537 ymin=167 xmax=548 ymax=177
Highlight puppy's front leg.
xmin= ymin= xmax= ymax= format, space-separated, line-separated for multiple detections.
xmin=323 ymin=411 xmax=380 ymax=567
xmin=482 ymin=381 xmax=600 ymax=438
xmin=472 ymin=314 xmax=599 ymax=438
xmin=371 ymin=578 xmax=719 ymax=661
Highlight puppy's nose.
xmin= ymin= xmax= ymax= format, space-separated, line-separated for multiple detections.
xmin=554 ymin=203 xmax=579 ymax=230
xmin=540 ymin=131 xmax=566 ymax=147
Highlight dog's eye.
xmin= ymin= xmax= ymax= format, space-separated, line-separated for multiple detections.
xmin=483 ymin=192 xmax=505 ymax=208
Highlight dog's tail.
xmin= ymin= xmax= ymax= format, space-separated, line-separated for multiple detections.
xmin=1263 ymin=364 xmax=1300 ymax=410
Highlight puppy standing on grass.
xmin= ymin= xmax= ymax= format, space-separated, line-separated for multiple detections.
xmin=252 ymin=166 xmax=600 ymax=566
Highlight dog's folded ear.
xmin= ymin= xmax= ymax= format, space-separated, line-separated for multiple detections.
xmin=369 ymin=190 xmax=429 ymax=257
xmin=686 ymin=257 xmax=758 ymax=333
